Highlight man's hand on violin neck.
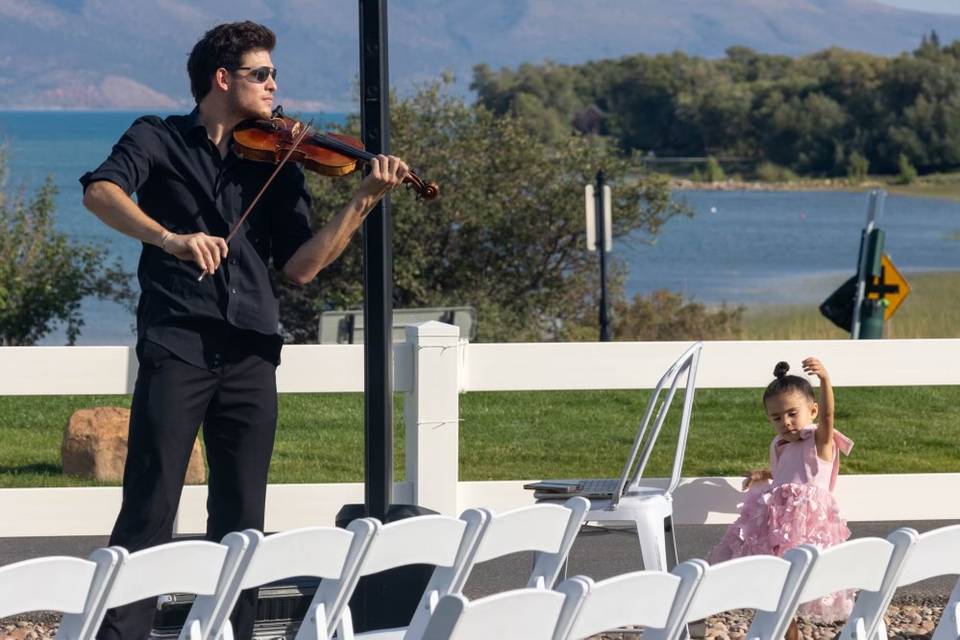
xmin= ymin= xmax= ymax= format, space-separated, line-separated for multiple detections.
xmin=357 ymin=154 xmax=410 ymax=201
xmin=162 ymin=231 xmax=228 ymax=275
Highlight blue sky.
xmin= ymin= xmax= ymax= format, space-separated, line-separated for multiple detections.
xmin=876 ymin=0 xmax=960 ymax=14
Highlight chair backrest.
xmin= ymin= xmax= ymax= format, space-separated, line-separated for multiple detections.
xmin=354 ymin=509 xmax=488 ymax=640
xmin=420 ymin=589 xmax=571 ymax=640
xmin=652 ymin=548 xmax=814 ymax=640
xmin=612 ymin=342 xmax=702 ymax=506
xmin=892 ymin=525 xmax=960 ymax=640
xmin=83 ymin=532 xmax=253 ymax=640
xmin=189 ymin=520 xmax=378 ymax=640
xmin=799 ymin=529 xmax=916 ymax=640
xmin=841 ymin=525 xmax=944 ymax=640
xmin=556 ymin=559 xmax=705 ymax=640
xmin=897 ymin=525 xmax=960 ymax=586
xmin=0 ymin=549 xmax=120 ymax=628
xmin=456 ymin=497 xmax=588 ymax=592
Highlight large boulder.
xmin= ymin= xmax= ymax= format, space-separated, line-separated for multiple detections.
xmin=62 ymin=407 xmax=206 ymax=484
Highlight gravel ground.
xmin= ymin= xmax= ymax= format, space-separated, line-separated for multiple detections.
xmin=0 ymin=597 xmax=948 ymax=639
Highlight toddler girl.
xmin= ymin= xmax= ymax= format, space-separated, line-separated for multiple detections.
xmin=709 ymin=357 xmax=854 ymax=623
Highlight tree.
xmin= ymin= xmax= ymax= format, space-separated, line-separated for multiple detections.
xmin=277 ymin=81 xmax=687 ymax=343
xmin=0 ymin=169 xmax=133 ymax=345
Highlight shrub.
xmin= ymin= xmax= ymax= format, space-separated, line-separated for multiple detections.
xmin=704 ymin=156 xmax=726 ymax=182
xmin=895 ymin=153 xmax=918 ymax=185
xmin=847 ymin=152 xmax=869 ymax=183
xmin=756 ymin=162 xmax=798 ymax=182
xmin=612 ymin=290 xmax=744 ymax=341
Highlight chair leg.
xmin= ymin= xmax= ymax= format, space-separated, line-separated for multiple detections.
xmin=633 ymin=515 xmax=669 ymax=571
xmin=664 ymin=514 xmax=680 ymax=570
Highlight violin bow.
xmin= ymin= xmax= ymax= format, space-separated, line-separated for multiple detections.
xmin=197 ymin=118 xmax=315 ymax=282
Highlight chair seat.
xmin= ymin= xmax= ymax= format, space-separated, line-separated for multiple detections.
xmin=586 ymin=487 xmax=673 ymax=521
xmin=585 ymin=489 xmax=676 ymax=571
xmin=356 ymin=627 xmax=406 ymax=639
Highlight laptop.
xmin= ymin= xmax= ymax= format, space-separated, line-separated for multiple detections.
xmin=524 ymin=478 xmax=626 ymax=501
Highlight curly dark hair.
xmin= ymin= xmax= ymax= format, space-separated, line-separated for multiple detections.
xmin=187 ymin=21 xmax=276 ymax=103
xmin=762 ymin=361 xmax=816 ymax=406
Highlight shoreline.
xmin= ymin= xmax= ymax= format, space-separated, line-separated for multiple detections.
xmin=669 ymin=177 xmax=960 ymax=201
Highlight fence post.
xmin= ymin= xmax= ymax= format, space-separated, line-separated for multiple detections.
xmin=404 ymin=321 xmax=461 ymax=514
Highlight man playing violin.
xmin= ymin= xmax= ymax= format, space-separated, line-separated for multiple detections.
xmin=81 ymin=21 xmax=409 ymax=639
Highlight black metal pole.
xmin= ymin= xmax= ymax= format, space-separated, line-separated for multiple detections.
xmin=595 ymin=170 xmax=610 ymax=341
xmin=359 ymin=0 xmax=392 ymax=521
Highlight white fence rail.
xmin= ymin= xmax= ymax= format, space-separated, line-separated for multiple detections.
xmin=1 ymin=328 xmax=959 ymax=536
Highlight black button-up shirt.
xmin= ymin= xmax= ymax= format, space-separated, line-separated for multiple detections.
xmin=80 ymin=109 xmax=313 ymax=368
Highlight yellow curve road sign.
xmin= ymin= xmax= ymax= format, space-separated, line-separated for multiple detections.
xmin=866 ymin=254 xmax=911 ymax=320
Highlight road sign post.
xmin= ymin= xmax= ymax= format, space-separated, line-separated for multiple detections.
xmin=821 ymin=190 xmax=910 ymax=338
xmin=851 ymin=190 xmax=885 ymax=339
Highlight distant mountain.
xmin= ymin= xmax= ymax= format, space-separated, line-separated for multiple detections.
xmin=1 ymin=0 xmax=958 ymax=110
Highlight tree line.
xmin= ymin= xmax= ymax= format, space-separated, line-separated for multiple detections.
xmin=471 ymin=33 xmax=960 ymax=178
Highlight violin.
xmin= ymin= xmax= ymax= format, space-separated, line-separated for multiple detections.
xmin=197 ymin=107 xmax=438 ymax=282
xmin=232 ymin=109 xmax=439 ymax=200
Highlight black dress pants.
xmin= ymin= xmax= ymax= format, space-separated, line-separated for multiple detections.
xmin=97 ymin=341 xmax=278 ymax=640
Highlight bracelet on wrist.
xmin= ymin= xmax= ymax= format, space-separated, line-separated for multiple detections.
xmin=160 ymin=231 xmax=172 ymax=251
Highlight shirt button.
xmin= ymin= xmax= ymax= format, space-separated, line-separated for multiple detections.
xmin=230 ymin=258 xmax=238 ymax=265
xmin=231 ymin=288 xmax=238 ymax=294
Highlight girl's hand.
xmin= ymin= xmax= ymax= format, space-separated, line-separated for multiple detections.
xmin=742 ymin=468 xmax=772 ymax=490
xmin=802 ymin=357 xmax=830 ymax=382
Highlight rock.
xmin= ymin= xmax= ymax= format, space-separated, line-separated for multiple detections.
xmin=62 ymin=407 xmax=205 ymax=484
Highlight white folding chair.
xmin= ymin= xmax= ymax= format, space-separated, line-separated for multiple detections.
xmin=420 ymin=588 xmax=574 ymax=640
xmin=84 ymin=532 xmax=254 ymax=640
xmin=337 ymin=509 xmax=488 ymax=640
xmin=859 ymin=525 xmax=958 ymax=640
xmin=192 ymin=519 xmax=378 ymax=640
xmin=452 ymin=497 xmax=588 ymax=593
xmin=791 ymin=529 xmax=917 ymax=640
xmin=0 ymin=548 xmax=121 ymax=640
xmin=553 ymin=559 xmax=705 ymax=640
xmin=583 ymin=342 xmax=702 ymax=572
xmin=644 ymin=547 xmax=815 ymax=640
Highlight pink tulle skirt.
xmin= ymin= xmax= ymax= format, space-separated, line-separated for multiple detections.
xmin=708 ymin=482 xmax=855 ymax=622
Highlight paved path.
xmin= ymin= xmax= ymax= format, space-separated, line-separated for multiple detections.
xmin=2 ymin=520 xmax=957 ymax=599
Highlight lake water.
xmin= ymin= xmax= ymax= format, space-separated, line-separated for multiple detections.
xmin=1 ymin=111 xmax=958 ymax=345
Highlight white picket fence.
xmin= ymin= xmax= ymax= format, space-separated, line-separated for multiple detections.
xmin=1 ymin=324 xmax=959 ymax=536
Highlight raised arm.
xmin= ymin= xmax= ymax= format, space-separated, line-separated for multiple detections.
xmin=802 ymin=356 xmax=835 ymax=461
xmin=281 ymin=154 xmax=408 ymax=285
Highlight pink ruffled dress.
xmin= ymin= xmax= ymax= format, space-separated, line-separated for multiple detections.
xmin=708 ymin=425 xmax=855 ymax=622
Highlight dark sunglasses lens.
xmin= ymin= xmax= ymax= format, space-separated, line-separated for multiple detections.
xmin=253 ymin=67 xmax=276 ymax=82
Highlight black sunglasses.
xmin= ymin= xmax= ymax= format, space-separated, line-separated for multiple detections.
xmin=229 ymin=66 xmax=277 ymax=83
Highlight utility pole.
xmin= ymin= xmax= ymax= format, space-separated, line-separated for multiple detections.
xmin=585 ymin=170 xmax=612 ymax=341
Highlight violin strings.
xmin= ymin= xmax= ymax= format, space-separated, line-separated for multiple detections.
xmin=197 ymin=121 xmax=313 ymax=282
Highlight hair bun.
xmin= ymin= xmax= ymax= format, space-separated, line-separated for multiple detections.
xmin=773 ymin=361 xmax=790 ymax=378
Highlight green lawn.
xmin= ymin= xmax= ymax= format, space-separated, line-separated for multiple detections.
xmin=2 ymin=385 xmax=958 ymax=488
